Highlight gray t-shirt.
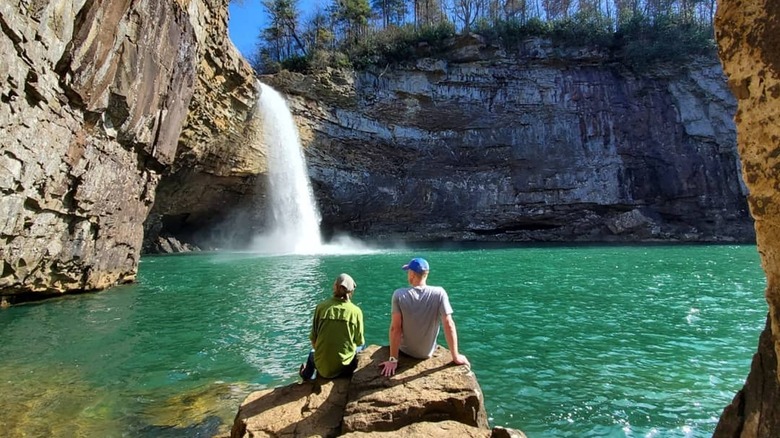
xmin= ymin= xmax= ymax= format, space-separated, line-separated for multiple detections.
xmin=391 ymin=285 xmax=453 ymax=359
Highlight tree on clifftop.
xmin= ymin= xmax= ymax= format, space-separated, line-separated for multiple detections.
xmin=335 ymin=0 xmax=373 ymax=43
xmin=257 ymin=0 xmax=306 ymax=68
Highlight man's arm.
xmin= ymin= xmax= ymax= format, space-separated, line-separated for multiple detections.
xmin=442 ymin=313 xmax=470 ymax=367
xmin=380 ymin=312 xmax=403 ymax=376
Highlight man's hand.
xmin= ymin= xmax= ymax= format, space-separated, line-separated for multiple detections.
xmin=379 ymin=360 xmax=398 ymax=376
xmin=452 ymin=353 xmax=470 ymax=368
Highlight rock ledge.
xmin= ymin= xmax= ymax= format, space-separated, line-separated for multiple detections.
xmin=230 ymin=345 xmax=525 ymax=437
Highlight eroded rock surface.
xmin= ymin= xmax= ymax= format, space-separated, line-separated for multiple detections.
xmin=231 ymin=345 xmax=521 ymax=438
xmin=0 ymin=0 xmax=256 ymax=301
xmin=298 ymin=48 xmax=750 ymax=243
xmin=219 ymin=40 xmax=751 ymax=247
xmin=342 ymin=345 xmax=487 ymax=433
xmin=714 ymin=1 xmax=780 ymax=436
xmin=143 ymin=0 xmax=259 ymax=252
xmin=0 ymin=0 xmax=197 ymax=300
xmin=231 ymin=378 xmax=350 ymax=438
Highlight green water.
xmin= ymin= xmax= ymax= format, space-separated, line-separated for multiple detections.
xmin=0 ymin=245 xmax=766 ymax=437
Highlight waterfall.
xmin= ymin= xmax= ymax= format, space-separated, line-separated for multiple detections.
xmin=253 ymin=82 xmax=323 ymax=254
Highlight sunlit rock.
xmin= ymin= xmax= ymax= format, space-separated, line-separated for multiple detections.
xmin=230 ymin=345 xmax=522 ymax=438
xmin=0 ymin=0 xmax=256 ymax=299
xmin=0 ymin=0 xmax=198 ymax=300
xmin=713 ymin=1 xmax=780 ymax=437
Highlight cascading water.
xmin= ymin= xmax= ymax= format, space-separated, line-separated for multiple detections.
xmin=252 ymin=82 xmax=323 ymax=254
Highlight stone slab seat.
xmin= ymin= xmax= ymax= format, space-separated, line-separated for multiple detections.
xmin=230 ymin=344 xmax=524 ymax=438
xmin=341 ymin=345 xmax=488 ymax=433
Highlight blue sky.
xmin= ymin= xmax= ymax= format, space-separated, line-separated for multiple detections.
xmin=228 ymin=0 xmax=265 ymax=58
xmin=228 ymin=0 xmax=327 ymax=58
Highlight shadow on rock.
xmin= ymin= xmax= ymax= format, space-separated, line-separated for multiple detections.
xmin=230 ymin=344 xmax=526 ymax=438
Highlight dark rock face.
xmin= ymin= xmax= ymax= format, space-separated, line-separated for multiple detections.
xmin=0 ymin=0 xmax=197 ymax=300
xmin=258 ymin=40 xmax=753 ymax=245
xmin=713 ymin=0 xmax=780 ymax=436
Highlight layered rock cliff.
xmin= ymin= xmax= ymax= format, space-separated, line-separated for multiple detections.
xmin=0 ymin=0 xmax=255 ymax=303
xmin=257 ymin=41 xmax=753 ymax=244
xmin=713 ymin=1 xmax=780 ymax=436
xmin=142 ymin=0 xmax=258 ymax=253
xmin=149 ymin=37 xmax=753 ymax=250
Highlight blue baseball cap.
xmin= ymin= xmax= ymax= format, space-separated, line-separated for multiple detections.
xmin=402 ymin=258 xmax=430 ymax=273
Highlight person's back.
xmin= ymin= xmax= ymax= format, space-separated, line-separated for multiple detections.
xmin=311 ymin=296 xmax=363 ymax=378
xmin=299 ymin=273 xmax=364 ymax=380
xmin=392 ymin=285 xmax=451 ymax=359
xmin=380 ymin=258 xmax=469 ymax=376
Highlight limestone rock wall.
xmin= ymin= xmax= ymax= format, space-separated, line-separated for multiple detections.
xmin=259 ymin=40 xmax=753 ymax=244
xmin=143 ymin=0 xmax=259 ymax=253
xmin=714 ymin=1 xmax=780 ymax=436
xmin=0 ymin=0 xmax=256 ymax=301
xmin=0 ymin=0 xmax=196 ymax=301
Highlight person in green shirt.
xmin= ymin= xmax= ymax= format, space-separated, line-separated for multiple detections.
xmin=299 ymin=273 xmax=365 ymax=380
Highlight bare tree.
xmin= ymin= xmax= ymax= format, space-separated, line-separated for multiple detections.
xmin=450 ymin=0 xmax=482 ymax=31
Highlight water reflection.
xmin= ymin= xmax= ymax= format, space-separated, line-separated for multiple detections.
xmin=234 ymin=255 xmax=324 ymax=377
xmin=0 ymin=246 xmax=766 ymax=438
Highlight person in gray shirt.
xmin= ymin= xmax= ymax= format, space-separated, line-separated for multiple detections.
xmin=379 ymin=257 xmax=470 ymax=376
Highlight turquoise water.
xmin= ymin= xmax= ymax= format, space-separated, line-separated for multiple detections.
xmin=0 ymin=245 xmax=766 ymax=437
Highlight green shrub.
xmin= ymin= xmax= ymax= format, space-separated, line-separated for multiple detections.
xmin=549 ymin=12 xmax=613 ymax=47
xmin=473 ymin=18 xmax=553 ymax=50
xmin=280 ymin=55 xmax=311 ymax=73
xmin=616 ymin=14 xmax=715 ymax=68
xmin=345 ymin=22 xmax=456 ymax=68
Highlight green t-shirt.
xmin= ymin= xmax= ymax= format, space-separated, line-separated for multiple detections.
xmin=310 ymin=297 xmax=365 ymax=378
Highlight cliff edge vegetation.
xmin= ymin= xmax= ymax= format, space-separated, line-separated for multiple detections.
xmin=251 ymin=0 xmax=716 ymax=74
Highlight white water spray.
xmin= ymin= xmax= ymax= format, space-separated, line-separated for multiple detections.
xmin=253 ymin=83 xmax=323 ymax=254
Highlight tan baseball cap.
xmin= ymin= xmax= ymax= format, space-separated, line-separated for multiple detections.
xmin=336 ymin=273 xmax=357 ymax=292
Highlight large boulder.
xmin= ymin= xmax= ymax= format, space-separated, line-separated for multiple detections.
xmin=230 ymin=345 xmax=523 ymax=438
xmin=231 ymin=378 xmax=350 ymax=438
xmin=340 ymin=420 xmax=494 ymax=437
xmin=341 ymin=345 xmax=488 ymax=433
xmin=714 ymin=1 xmax=780 ymax=436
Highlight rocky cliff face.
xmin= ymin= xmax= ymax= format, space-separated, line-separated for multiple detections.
xmin=0 ymin=0 xmax=255 ymax=303
xmin=142 ymin=0 xmax=258 ymax=253
xmin=713 ymin=1 xmax=780 ymax=436
xmin=254 ymin=38 xmax=752 ymax=245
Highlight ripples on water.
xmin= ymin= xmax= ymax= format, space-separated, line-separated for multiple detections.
xmin=0 ymin=245 xmax=767 ymax=437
